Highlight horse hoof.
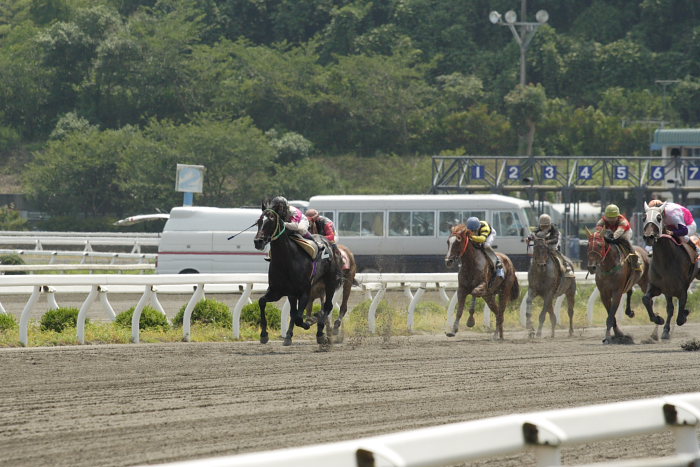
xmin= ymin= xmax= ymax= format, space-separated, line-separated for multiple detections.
xmin=466 ymin=317 xmax=475 ymax=327
xmin=317 ymin=335 xmax=329 ymax=345
xmin=655 ymin=316 xmax=665 ymax=325
xmin=260 ymin=335 xmax=269 ymax=344
xmin=602 ymin=338 xmax=609 ymax=344
xmin=625 ymin=310 xmax=635 ymax=318
xmin=677 ymin=310 xmax=690 ymax=326
xmin=661 ymin=331 xmax=670 ymax=340
xmin=445 ymin=332 xmax=456 ymax=337
xmin=528 ymin=331 xmax=535 ymax=339
xmin=282 ymin=338 xmax=292 ymax=346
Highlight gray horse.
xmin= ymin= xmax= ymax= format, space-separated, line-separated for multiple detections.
xmin=525 ymin=237 xmax=576 ymax=337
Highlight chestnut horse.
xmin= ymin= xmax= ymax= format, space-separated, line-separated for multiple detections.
xmin=641 ymin=203 xmax=696 ymax=339
xmin=525 ymin=236 xmax=576 ymax=338
xmin=444 ymin=224 xmax=520 ymax=340
xmin=586 ymin=230 xmax=649 ymax=343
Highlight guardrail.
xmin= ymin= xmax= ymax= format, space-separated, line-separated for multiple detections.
xmin=0 ymin=231 xmax=160 ymax=253
xmin=0 ymin=272 xmax=613 ymax=346
xmin=0 ymin=249 xmax=156 ymax=265
xmin=145 ymin=392 xmax=700 ymax=467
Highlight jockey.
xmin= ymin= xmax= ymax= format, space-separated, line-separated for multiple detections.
xmin=595 ymin=204 xmax=641 ymax=271
xmin=305 ymin=208 xmax=343 ymax=262
xmin=648 ymin=199 xmax=700 ymax=260
xmin=528 ymin=213 xmax=575 ymax=277
xmin=270 ymin=196 xmax=312 ymax=240
xmin=465 ymin=216 xmax=505 ymax=278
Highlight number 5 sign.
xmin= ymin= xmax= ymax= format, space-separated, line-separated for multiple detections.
xmin=176 ymin=164 xmax=205 ymax=193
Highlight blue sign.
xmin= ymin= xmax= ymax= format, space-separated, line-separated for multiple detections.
xmin=688 ymin=166 xmax=700 ymax=180
xmin=650 ymin=166 xmax=665 ymax=181
xmin=506 ymin=165 xmax=520 ymax=180
xmin=471 ymin=165 xmax=485 ymax=180
xmin=613 ymin=165 xmax=628 ymax=180
xmin=543 ymin=165 xmax=557 ymax=180
xmin=578 ymin=166 xmax=593 ymax=180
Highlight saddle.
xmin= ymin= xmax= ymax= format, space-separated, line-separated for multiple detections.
xmin=291 ymin=235 xmax=331 ymax=262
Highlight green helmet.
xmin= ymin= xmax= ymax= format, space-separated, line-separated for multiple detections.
xmin=604 ymin=204 xmax=620 ymax=219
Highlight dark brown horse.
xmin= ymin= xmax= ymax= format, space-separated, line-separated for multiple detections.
xmin=287 ymin=244 xmax=357 ymax=343
xmin=586 ymin=230 xmax=649 ymax=343
xmin=642 ymin=204 xmax=696 ymax=339
xmin=444 ymin=224 xmax=520 ymax=340
xmin=525 ymin=237 xmax=576 ymax=338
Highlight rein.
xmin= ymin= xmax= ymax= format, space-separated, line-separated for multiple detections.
xmin=263 ymin=209 xmax=286 ymax=241
xmin=459 ymin=233 xmax=470 ymax=257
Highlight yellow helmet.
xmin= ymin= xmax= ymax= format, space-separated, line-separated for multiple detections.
xmin=604 ymin=204 xmax=620 ymax=219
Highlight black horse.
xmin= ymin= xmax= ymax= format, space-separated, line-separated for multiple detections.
xmin=253 ymin=201 xmax=342 ymax=346
xmin=642 ymin=203 xmax=696 ymax=339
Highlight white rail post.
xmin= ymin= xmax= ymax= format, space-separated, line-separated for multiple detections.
xmin=446 ymin=290 xmax=458 ymax=331
xmin=483 ymin=301 xmax=491 ymax=328
xmin=77 ymin=285 xmax=100 ymax=344
xmin=368 ymin=284 xmax=386 ymax=334
xmin=148 ymin=286 xmax=167 ymax=317
xmin=587 ymin=287 xmax=600 ymax=324
xmin=663 ymin=400 xmax=700 ymax=459
xmin=520 ymin=293 xmax=528 ymax=327
xmin=19 ymin=285 xmax=41 ymax=346
xmin=97 ymin=286 xmax=116 ymax=320
xmin=182 ymin=284 xmax=205 ymax=342
xmin=131 ymin=285 xmax=156 ymax=343
xmin=407 ymin=283 xmax=426 ymax=331
xmin=232 ymin=283 xmax=253 ymax=339
xmin=45 ymin=286 xmax=59 ymax=310
xmin=523 ymin=418 xmax=566 ymax=467
xmin=554 ymin=294 xmax=565 ymax=322
xmin=280 ymin=299 xmax=291 ymax=335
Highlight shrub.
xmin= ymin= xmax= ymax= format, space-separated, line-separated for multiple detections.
xmin=240 ymin=302 xmax=282 ymax=330
xmin=173 ymin=299 xmax=231 ymax=328
xmin=40 ymin=307 xmax=84 ymax=332
xmin=0 ymin=254 xmax=26 ymax=275
xmin=115 ymin=306 xmax=170 ymax=330
xmin=0 ymin=313 xmax=17 ymax=331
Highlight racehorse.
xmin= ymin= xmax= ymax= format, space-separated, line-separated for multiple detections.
xmin=444 ymin=224 xmax=520 ymax=340
xmin=287 ymin=244 xmax=357 ymax=343
xmin=253 ymin=201 xmax=342 ymax=346
xmin=525 ymin=237 xmax=576 ymax=338
xmin=641 ymin=203 xmax=697 ymax=339
xmin=586 ymin=230 xmax=649 ymax=343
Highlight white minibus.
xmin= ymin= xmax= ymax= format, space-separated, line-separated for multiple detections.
xmin=156 ymin=206 xmax=266 ymax=274
xmin=307 ymin=194 xmax=533 ymax=272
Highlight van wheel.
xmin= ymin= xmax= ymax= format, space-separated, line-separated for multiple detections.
xmin=179 ymin=269 xmax=199 ymax=274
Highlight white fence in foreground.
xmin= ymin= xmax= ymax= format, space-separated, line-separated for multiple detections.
xmin=0 ymin=272 xmax=603 ymax=346
xmin=146 ymin=393 xmax=700 ymax=467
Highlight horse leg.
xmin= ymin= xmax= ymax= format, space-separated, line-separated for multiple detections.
xmin=525 ymin=288 xmax=536 ymax=338
xmin=537 ymin=294 xmax=551 ymax=338
xmin=608 ymin=294 xmax=625 ymax=339
xmin=446 ymin=287 xmax=467 ymax=337
xmin=466 ymin=296 xmax=478 ymax=328
xmin=662 ymin=294 xmax=675 ymax=340
xmin=258 ymin=290 xmax=283 ymax=344
xmin=641 ymin=284 xmax=665 ymax=325
xmin=566 ymin=286 xmax=575 ymax=337
xmin=546 ymin=295 xmax=557 ymax=338
xmin=484 ymin=295 xmax=502 ymax=340
xmin=334 ymin=279 xmax=351 ymax=336
xmin=677 ymin=289 xmax=690 ymax=327
xmin=624 ymin=289 xmax=635 ymax=318
xmin=317 ymin=280 xmax=336 ymax=346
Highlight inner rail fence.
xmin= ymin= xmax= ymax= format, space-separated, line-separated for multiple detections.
xmin=0 ymin=271 xmax=662 ymax=347
xmin=145 ymin=392 xmax=700 ymax=467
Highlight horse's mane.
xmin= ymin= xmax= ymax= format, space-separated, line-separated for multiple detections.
xmin=451 ymin=224 xmax=468 ymax=236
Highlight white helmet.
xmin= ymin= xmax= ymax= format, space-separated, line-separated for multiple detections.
xmin=539 ymin=214 xmax=552 ymax=227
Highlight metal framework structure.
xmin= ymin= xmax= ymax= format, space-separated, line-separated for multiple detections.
xmin=431 ymin=155 xmax=700 ymax=255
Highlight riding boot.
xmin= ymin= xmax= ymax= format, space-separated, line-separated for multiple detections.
xmin=644 ymin=244 xmax=653 ymax=258
xmin=564 ymin=260 xmax=576 ymax=278
xmin=264 ymin=250 xmax=272 ymax=262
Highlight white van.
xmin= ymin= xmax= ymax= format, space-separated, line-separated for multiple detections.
xmin=156 ymin=206 xmax=266 ymax=274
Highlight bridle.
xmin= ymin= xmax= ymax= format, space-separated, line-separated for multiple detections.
xmin=587 ymin=231 xmax=611 ymax=265
xmin=257 ymin=209 xmax=286 ymax=245
xmin=643 ymin=206 xmax=664 ymax=244
xmin=532 ymin=237 xmax=549 ymax=267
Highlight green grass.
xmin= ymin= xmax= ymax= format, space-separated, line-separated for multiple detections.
xmin=0 ymin=284 xmax=690 ymax=347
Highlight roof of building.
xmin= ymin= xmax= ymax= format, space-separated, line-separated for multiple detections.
xmin=651 ymin=129 xmax=700 ymax=150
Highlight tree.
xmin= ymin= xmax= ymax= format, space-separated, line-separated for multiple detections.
xmin=504 ymin=84 xmax=546 ymax=157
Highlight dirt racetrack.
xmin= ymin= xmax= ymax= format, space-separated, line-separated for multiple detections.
xmin=1 ymin=322 xmax=699 ymax=467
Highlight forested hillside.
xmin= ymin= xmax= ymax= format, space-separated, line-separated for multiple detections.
xmin=1 ymin=0 xmax=699 ymax=228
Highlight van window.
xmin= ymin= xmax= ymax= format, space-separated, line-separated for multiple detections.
xmin=320 ymin=211 xmax=334 ymax=221
xmin=492 ymin=211 xmax=524 ymax=237
xmin=339 ymin=211 xmax=384 ymax=237
xmin=389 ymin=212 xmax=410 ymax=236
xmin=438 ymin=211 xmax=485 ymax=236
xmin=412 ymin=211 xmax=434 ymax=236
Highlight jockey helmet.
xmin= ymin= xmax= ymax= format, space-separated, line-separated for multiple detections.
xmin=604 ymin=204 xmax=620 ymax=219
xmin=270 ymin=196 xmax=288 ymax=212
xmin=305 ymin=208 xmax=320 ymax=220
xmin=466 ymin=217 xmax=481 ymax=231
xmin=648 ymin=199 xmax=663 ymax=208
xmin=538 ymin=214 xmax=552 ymax=227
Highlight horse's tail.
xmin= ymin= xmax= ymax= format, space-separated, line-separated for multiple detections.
xmin=510 ymin=274 xmax=520 ymax=302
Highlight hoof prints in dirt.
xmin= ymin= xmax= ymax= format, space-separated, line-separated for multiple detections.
xmin=603 ymin=335 xmax=635 ymax=345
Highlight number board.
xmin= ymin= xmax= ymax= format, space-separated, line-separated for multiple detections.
xmin=650 ymin=166 xmax=665 ymax=181
xmin=578 ymin=166 xmax=593 ymax=180
xmin=613 ymin=166 xmax=628 ymax=180
xmin=471 ymin=165 xmax=485 ymax=180
xmin=543 ymin=165 xmax=557 ymax=180
xmin=506 ymin=165 xmax=520 ymax=180
xmin=176 ymin=164 xmax=205 ymax=193
xmin=688 ymin=166 xmax=700 ymax=180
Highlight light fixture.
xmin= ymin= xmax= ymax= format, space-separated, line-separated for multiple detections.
xmin=535 ymin=10 xmax=549 ymax=24
xmin=489 ymin=11 xmax=501 ymax=24
xmin=504 ymin=10 xmax=517 ymax=24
